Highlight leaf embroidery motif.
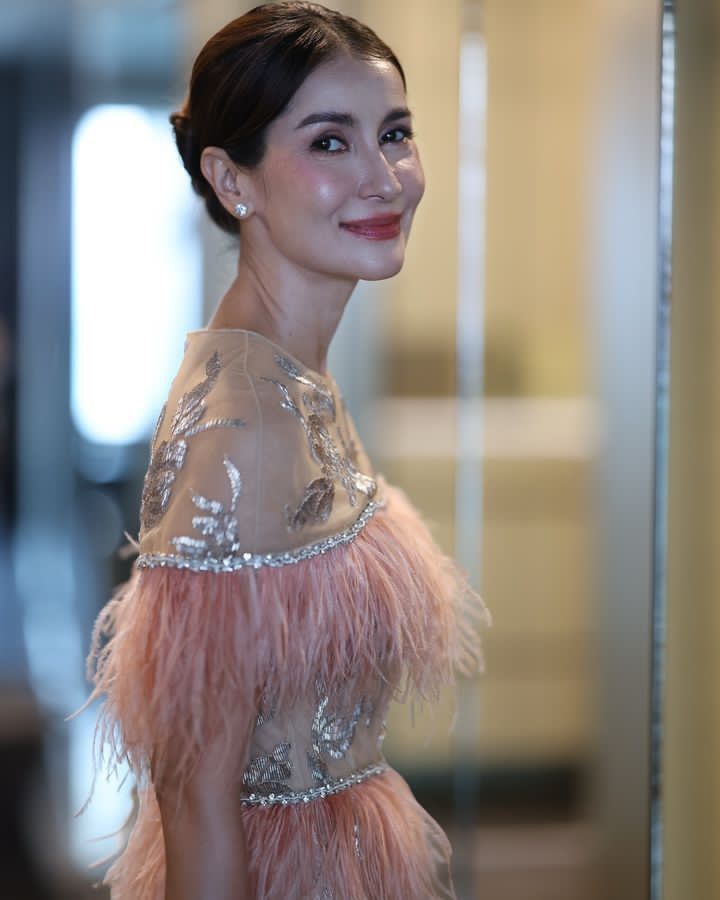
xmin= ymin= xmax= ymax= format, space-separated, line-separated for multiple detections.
xmin=255 ymin=682 xmax=280 ymax=730
xmin=284 ymin=476 xmax=335 ymax=531
xmin=169 ymin=456 xmax=245 ymax=560
xmin=306 ymin=675 xmax=374 ymax=786
xmin=242 ymin=741 xmax=293 ymax=796
xmin=260 ymin=352 xmax=376 ymax=533
xmin=139 ymin=350 xmax=246 ymax=534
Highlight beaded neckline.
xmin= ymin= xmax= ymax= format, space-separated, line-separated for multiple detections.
xmin=186 ymin=327 xmax=332 ymax=383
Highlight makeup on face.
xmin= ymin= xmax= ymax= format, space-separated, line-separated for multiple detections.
xmin=244 ymin=56 xmax=425 ymax=281
xmin=339 ymin=213 xmax=402 ymax=240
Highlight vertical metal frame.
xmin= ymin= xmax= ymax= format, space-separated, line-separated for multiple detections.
xmin=650 ymin=8 xmax=675 ymax=897
xmin=662 ymin=1 xmax=720 ymax=896
xmin=587 ymin=1 xmax=667 ymax=898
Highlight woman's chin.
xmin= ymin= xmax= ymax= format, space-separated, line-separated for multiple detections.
xmin=351 ymin=250 xmax=406 ymax=281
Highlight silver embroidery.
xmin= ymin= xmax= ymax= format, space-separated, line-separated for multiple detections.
xmin=242 ymin=741 xmax=293 ymax=797
xmin=307 ymin=749 xmax=329 ymax=784
xmin=311 ymin=693 xmax=364 ymax=760
xmin=136 ymin=495 xmax=387 ymax=571
xmin=335 ymin=395 xmax=359 ymax=466
xmin=255 ymin=683 xmax=280 ymax=730
xmin=169 ymin=455 xmax=244 ymax=560
xmin=362 ymin=696 xmax=375 ymax=727
xmin=288 ymin=476 xmax=335 ymax=531
xmin=275 ymin=353 xmax=337 ymax=420
xmin=150 ymin=401 xmax=166 ymax=454
xmin=239 ymin=675 xmax=389 ymax=807
xmin=336 ymin=419 xmax=359 ymax=467
xmin=377 ymin=714 xmax=388 ymax=749
xmin=239 ymin=759 xmax=388 ymax=807
xmin=306 ymin=677 xmax=375 ymax=786
xmin=139 ymin=350 xmax=245 ymax=534
xmin=260 ymin=353 xmax=376 ymax=532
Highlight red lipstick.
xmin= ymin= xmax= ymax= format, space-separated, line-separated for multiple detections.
xmin=340 ymin=213 xmax=402 ymax=240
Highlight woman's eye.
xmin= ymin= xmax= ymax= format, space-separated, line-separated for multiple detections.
xmin=311 ymin=127 xmax=415 ymax=154
xmin=311 ymin=135 xmax=347 ymax=153
xmin=382 ymin=126 xmax=415 ymax=144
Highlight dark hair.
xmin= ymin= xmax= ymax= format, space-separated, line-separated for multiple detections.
xmin=169 ymin=1 xmax=406 ymax=237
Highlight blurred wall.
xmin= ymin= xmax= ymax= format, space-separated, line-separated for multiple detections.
xmin=484 ymin=0 xmax=593 ymax=398
xmin=478 ymin=0 xmax=596 ymax=769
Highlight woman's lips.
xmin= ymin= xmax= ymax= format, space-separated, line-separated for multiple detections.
xmin=340 ymin=214 xmax=402 ymax=240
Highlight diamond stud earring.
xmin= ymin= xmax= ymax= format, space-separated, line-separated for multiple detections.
xmin=234 ymin=202 xmax=249 ymax=218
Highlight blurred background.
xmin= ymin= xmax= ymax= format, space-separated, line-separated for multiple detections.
xmin=0 ymin=0 xmax=716 ymax=898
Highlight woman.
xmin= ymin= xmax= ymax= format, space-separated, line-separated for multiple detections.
xmin=75 ymin=3 xmax=489 ymax=898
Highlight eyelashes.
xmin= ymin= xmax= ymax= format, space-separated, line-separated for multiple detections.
xmin=385 ymin=126 xmax=415 ymax=144
xmin=310 ymin=135 xmax=345 ymax=154
xmin=310 ymin=126 xmax=416 ymax=154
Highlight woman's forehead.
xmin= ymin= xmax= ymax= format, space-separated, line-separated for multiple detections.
xmin=281 ymin=56 xmax=406 ymax=123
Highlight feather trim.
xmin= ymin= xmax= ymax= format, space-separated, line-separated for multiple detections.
xmin=68 ymin=477 xmax=490 ymax=891
xmin=72 ymin=479 xmax=488 ymax=789
xmin=94 ymin=766 xmax=458 ymax=900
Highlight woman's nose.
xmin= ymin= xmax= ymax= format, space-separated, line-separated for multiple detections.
xmin=357 ymin=147 xmax=403 ymax=200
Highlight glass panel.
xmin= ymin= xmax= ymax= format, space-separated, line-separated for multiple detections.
xmin=355 ymin=3 xmax=662 ymax=898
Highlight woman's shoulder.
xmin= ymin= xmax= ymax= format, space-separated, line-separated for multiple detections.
xmin=169 ymin=327 xmax=349 ymax=432
xmin=135 ymin=328 xmax=385 ymax=572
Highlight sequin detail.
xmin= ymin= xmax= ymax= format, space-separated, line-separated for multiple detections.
xmin=139 ymin=350 xmax=245 ymax=535
xmin=306 ymin=676 xmax=376 ymax=784
xmin=311 ymin=683 xmax=365 ymax=760
xmin=275 ymin=353 xmax=337 ymax=419
xmin=377 ymin=713 xmax=388 ymax=750
xmin=136 ymin=495 xmax=386 ymax=571
xmin=306 ymin=750 xmax=328 ymax=786
xmin=239 ymin=759 xmax=388 ymax=807
xmin=255 ymin=683 xmax=280 ymax=730
xmin=241 ymin=741 xmax=293 ymax=797
xmin=260 ymin=353 xmax=377 ymax=532
xmin=336 ymin=394 xmax=360 ymax=466
xmin=169 ymin=455 xmax=244 ymax=561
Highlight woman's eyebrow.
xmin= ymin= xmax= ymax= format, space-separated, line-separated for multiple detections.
xmin=295 ymin=106 xmax=413 ymax=129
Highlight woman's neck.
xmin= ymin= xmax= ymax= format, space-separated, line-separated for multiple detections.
xmin=207 ymin=259 xmax=357 ymax=376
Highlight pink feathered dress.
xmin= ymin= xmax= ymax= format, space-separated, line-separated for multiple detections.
xmin=72 ymin=328 xmax=490 ymax=899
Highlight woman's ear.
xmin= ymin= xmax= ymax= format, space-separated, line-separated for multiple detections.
xmin=200 ymin=146 xmax=255 ymax=219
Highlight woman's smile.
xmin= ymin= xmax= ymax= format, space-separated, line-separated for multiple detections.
xmin=339 ymin=213 xmax=403 ymax=240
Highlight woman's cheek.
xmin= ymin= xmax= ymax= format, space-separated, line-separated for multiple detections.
xmin=308 ymin=172 xmax=351 ymax=211
xmin=399 ymin=157 xmax=425 ymax=207
xmin=292 ymin=159 xmax=355 ymax=210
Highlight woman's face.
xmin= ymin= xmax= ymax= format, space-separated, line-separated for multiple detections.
xmin=243 ymin=52 xmax=425 ymax=282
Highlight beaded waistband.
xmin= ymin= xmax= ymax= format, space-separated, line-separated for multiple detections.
xmin=239 ymin=758 xmax=388 ymax=807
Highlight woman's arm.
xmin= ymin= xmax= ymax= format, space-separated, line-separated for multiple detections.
xmin=155 ymin=722 xmax=254 ymax=900
xmin=158 ymin=786 xmax=250 ymax=900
